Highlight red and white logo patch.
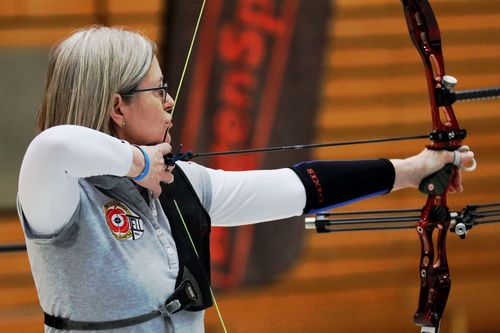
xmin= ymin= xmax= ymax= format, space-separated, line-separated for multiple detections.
xmin=103 ymin=201 xmax=144 ymax=240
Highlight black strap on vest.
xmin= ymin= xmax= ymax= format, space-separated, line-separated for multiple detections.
xmin=43 ymin=277 xmax=198 ymax=330
xmin=44 ymin=309 xmax=164 ymax=331
xmin=159 ymin=167 xmax=213 ymax=311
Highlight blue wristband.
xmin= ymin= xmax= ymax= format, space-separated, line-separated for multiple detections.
xmin=132 ymin=146 xmax=150 ymax=181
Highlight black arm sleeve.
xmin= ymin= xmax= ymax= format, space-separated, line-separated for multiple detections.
xmin=289 ymin=159 xmax=395 ymax=214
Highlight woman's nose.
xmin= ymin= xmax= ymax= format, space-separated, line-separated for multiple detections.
xmin=164 ymin=93 xmax=175 ymax=110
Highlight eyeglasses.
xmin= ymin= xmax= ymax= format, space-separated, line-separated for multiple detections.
xmin=122 ymin=82 xmax=168 ymax=104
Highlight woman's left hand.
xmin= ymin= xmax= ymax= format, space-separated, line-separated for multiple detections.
xmin=391 ymin=148 xmax=475 ymax=192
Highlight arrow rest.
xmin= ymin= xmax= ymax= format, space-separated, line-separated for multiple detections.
xmin=428 ymin=129 xmax=467 ymax=142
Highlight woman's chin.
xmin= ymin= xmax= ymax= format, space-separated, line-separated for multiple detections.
xmin=163 ymin=131 xmax=171 ymax=144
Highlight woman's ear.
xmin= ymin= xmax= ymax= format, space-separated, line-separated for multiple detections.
xmin=110 ymin=93 xmax=126 ymax=128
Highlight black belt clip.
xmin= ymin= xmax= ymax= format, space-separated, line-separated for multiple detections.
xmin=164 ymin=280 xmax=200 ymax=314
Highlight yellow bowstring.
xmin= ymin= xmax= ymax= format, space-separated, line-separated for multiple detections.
xmin=168 ymin=1 xmax=228 ymax=332
xmin=169 ymin=0 xmax=206 ymax=120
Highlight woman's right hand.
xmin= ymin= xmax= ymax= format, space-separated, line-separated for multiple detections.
xmin=127 ymin=143 xmax=174 ymax=198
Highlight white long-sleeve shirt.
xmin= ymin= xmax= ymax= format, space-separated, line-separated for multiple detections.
xmin=18 ymin=125 xmax=306 ymax=235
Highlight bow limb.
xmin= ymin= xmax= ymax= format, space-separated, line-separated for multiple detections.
xmin=402 ymin=1 xmax=464 ymax=331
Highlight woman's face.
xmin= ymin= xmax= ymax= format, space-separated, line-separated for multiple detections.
xmin=116 ymin=56 xmax=174 ymax=145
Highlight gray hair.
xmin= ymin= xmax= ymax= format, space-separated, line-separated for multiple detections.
xmin=36 ymin=26 xmax=157 ymax=134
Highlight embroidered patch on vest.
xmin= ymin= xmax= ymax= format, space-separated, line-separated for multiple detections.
xmin=103 ymin=201 xmax=144 ymax=240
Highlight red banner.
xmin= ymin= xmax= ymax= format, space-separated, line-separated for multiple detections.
xmin=162 ymin=0 xmax=332 ymax=289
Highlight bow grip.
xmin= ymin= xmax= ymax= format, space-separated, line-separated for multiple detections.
xmin=418 ymin=164 xmax=454 ymax=195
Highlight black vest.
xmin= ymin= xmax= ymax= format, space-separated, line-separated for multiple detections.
xmin=159 ymin=166 xmax=213 ymax=311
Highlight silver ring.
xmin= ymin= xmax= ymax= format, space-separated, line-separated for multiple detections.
xmin=453 ymin=150 xmax=461 ymax=167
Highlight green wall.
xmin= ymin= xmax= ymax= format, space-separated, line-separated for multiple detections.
xmin=0 ymin=48 xmax=49 ymax=211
